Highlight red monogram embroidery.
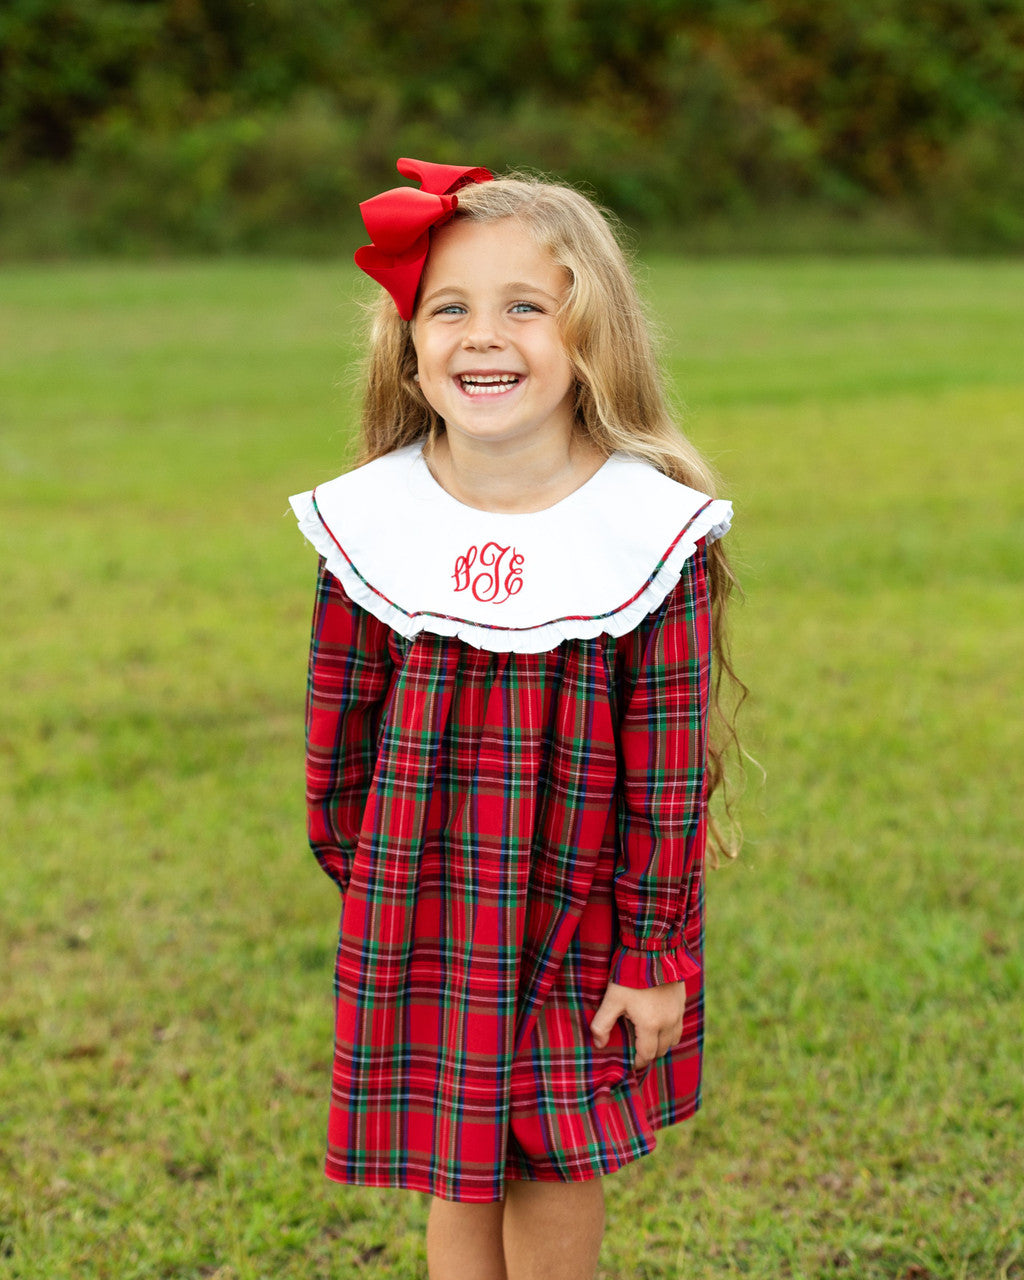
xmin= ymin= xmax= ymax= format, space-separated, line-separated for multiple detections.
xmin=453 ymin=542 xmax=525 ymax=604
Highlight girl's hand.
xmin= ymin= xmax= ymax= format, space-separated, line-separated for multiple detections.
xmin=589 ymin=980 xmax=687 ymax=1071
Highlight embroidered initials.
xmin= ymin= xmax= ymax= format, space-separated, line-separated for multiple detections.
xmin=453 ymin=543 xmax=525 ymax=604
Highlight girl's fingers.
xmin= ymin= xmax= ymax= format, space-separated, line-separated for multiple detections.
xmin=633 ymin=1026 xmax=659 ymax=1069
xmin=589 ymin=992 xmax=626 ymax=1048
xmin=595 ymin=980 xmax=687 ymax=1063
xmin=637 ymin=1022 xmax=684 ymax=1068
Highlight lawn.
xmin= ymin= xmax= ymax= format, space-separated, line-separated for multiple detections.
xmin=1 ymin=257 xmax=1022 ymax=1279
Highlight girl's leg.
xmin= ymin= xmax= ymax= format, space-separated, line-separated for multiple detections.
xmin=426 ymin=1197 xmax=507 ymax=1280
xmin=502 ymin=1178 xmax=605 ymax=1280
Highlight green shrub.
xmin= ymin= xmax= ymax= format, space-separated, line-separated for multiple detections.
xmin=2 ymin=0 xmax=1022 ymax=253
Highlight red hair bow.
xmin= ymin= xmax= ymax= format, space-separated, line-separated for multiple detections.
xmin=354 ymin=158 xmax=494 ymax=321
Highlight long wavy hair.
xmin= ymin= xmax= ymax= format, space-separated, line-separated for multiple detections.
xmin=356 ymin=174 xmax=746 ymax=859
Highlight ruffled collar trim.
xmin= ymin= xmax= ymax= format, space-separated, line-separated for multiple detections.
xmin=289 ymin=441 xmax=731 ymax=653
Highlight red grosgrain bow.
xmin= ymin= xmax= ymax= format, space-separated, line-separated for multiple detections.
xmin=354 ymin=157 xmax=494 ymax=321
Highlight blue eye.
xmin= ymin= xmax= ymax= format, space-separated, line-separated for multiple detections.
xmin=511 ymin=302 xmax=541 ymax=314
xmin=435 ymin=303 xmax=466 ymax=316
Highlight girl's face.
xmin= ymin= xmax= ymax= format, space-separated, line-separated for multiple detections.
xmin=411 ymin=218 xmax=576 ymax=454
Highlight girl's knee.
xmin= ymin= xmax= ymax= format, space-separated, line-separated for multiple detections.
xmin=503 ymin=1176 xmax=605 ymax=1219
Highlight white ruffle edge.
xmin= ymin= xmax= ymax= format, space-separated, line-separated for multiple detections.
xmin=289 ymin=490 xmax=732 ymax=654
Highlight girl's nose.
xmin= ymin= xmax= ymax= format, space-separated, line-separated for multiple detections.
xmin=461 ymin=315 xmax=505 ymax=350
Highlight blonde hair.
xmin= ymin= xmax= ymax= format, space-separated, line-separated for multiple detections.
xmin=357 ymin=173 xmax=745 ymax=858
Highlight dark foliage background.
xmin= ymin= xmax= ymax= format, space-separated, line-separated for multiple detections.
xmin=2 ymin=0 xmax=1023 ymax=254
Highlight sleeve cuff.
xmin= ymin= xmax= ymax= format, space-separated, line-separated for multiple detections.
xmin=608 ymin=939 xmax=701 ymax=988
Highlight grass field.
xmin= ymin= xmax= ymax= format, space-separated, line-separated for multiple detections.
xmin=1 ymin=257 xmax=1022 ymax=1280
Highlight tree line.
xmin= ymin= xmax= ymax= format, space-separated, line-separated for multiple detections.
xmin=1 ymin=0 xmax=1022 ymax=254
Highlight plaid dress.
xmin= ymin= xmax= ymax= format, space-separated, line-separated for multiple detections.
xmin=303 ymin=529 xmax=715 ymax=1203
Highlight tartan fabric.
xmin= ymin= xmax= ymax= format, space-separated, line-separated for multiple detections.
xmin=304 ymin=543 xmax=712 ymax=1202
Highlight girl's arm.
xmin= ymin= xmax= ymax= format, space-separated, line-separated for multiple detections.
xmin=608 ymin=544 xmax=712 ymax=990
xmin=591 ymin=547 xmax=711 ymax=1067
xmin=305 ymin=558 xmax=394 ymax=893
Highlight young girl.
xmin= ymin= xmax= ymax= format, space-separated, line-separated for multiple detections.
xmin=289 ymin=158 xmax=739 ymax=1280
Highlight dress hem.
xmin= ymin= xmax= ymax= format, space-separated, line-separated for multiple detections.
xmin=321 ymin=1096 xmax=702 ymax=1203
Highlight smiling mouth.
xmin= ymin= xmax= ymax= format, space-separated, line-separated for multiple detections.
xmin=457 ymin=373 xmax=523 ymax=396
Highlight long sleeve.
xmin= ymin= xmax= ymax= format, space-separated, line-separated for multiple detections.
xmin=609 ymin=544 xmax=712 ymax=988
xmin=305 ymin=558 xmax=395 ymax=893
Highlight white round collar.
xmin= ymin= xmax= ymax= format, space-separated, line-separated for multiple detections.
xmin=289 ymin=441 xmax=731 ymax=653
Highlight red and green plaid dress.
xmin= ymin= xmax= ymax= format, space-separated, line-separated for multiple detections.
xmin=303 ymin=538 xmax=714 ymax=1203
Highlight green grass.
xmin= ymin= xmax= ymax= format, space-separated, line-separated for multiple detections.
xmin=1 ymin=258 xmax=1022 ymax=1280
